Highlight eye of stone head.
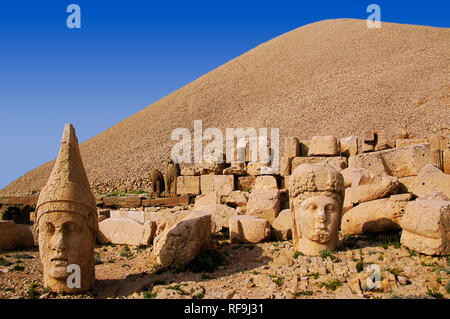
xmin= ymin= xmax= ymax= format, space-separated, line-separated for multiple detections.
xmin=326 ymin=204 xmax=336 ymax=212
xmin=42 ymin=222 xmax=55 ymax=234
xmin=62 ymin=221 xmax=80 ymax=234
xmin=305 ymin=203 xmax=317 ymax=211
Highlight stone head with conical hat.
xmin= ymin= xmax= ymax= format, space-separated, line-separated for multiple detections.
xmin=289 ymin=163 xmax=345 ymax=256
xmin=36 ymin=124 xmax=98 ymax=293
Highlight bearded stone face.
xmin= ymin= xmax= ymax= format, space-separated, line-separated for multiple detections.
xmin=38 ymin=212 xmax=94 ymax=281
xmin=294 ymin=194 xmax=340 ymax=244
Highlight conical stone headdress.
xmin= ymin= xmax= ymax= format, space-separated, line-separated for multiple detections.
xmin=36 ymin=124 xmax=98 ymax=232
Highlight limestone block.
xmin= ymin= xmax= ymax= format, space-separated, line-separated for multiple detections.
xmin=291 ymin=156 xmax=347 ymax=172
xmin=177 ymin=176 xmax=200 ymax=195
xmin=153 ymin=211 xmax=211 ymax=268
xmin=254 ymin=175 xmax=278 ymax=190
xmin=410 ymin=164 xmax=450 ymax=199
xmin=181 ymin=166 xmax=200 ymax=176
xmin=247 ymin=162 xmax=270 ymax=176
xmin=343 ymin=187 xmax=354 ymax=214
xmin=400 ymin=199 xmax=450 ymax=256
xmin=145 ymin=210 xmax=190 ymax=236
xmin=418 ymin=191 xmax=449 ymax=201
xmin=281 ymin=175 xmax=290 ymax=190
xmin=284 ymin=137 xmax=300 ymax=157
xmin=300 ymin=140 xmax=310 ymax=157
xmin=246 ymin=189 xmax=280 ymax=225
xmin=340 ymin=168 xmax=352 ymax=188
xmin=350 ymin=168 xmax=399 ymax=204
xmin=229 ymin=215 xmax=271 ymax=243
xmin=213 ymin=175 xmax=235 ymax=196
xmin=110 ymin=210 xmax=146 ymax=223
xmin=223 ymin=162 xmax=247 ymax=175
xmin=103 ymin=196 xmax=142 ymax=208
xmin=308 ymin=136 xmax=339 ymax=156
xmin=398 ymin=176 xmax=416 ymax=194
xmin=200 ymin=175 xmax=214 ymax=194
xmin=353 ymin=143 xmax=432 ymax=178
xmin=272 ymin=209 xmax=293 ymax=232
xmin=236 ymin=176 xmax=255 ymax=192
xmin=97 ymin=218 xmax=156 ymax=246
xmin=195 ymin=191 xmax=219 ymax=207
xmin=225 ymin=191 xmax=248 ymax=208
xmin=340 ymin=135 xmax=359 ymax=157
xmin=341 ymin=194 xmax=412 ymax=235
xmin=443 ymin=150 xmax=450 ymax=175
xmin=194 ymin=204 xmax=239 ymax=232
xmin=0 ymin=221 xmax=34 ymax=251
xmin=396 ymin=139 xmax=428 ymax=148
xmin=279 ymin=157 xmax=292 ymax=176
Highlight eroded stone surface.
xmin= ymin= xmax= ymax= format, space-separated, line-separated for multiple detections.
xmin=289 ymin=163 xmax=344 ymax=256
xmin=153 ymin=211 xmax=211 ymax=268
xmin=229 ymin=215 xmax=271 ymax=243
xmin=35 ymin=124 xmax=98 ymax=293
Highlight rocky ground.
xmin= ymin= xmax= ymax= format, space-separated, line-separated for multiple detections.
xmin=0 ymin=230 xmax=449 ymax=299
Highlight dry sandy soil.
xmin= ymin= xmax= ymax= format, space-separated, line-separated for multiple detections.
xmin=1 ymin=228 xmax=449 ymax=299
xmin=1 ymin=19 xmax=449 ymax=196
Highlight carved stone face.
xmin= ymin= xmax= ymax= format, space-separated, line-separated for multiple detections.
xmin=294 ymin=194 xmax=340 ymax=244
xmin=39 ymin=212 xmax=94 ymax=281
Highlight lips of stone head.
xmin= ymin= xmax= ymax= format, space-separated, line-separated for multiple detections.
xmin=39 ymin=212 xmax=93 ymax=277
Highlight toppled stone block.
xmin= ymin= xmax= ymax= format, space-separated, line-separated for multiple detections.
xmin=340 ymin=168 xmax=352 ymax=188
xmin=142 ymin=196 xmax=190 ymax=208
xmin=225 ymin=191 xmax=248 ymax=209
xmin=284 ymin=137 xmax=300 ymax=157
xmin=300 ymin=140 xmax=310 ymax=156
xmin=247 ymin=162 xmax=271 ymax=176
xmin=279 ymin=157 xmax=292 ymax=176
xmin=341 ymin=194 xmax=412 ymax=235
xmin=213 ymin=175 xmax=234 ymax=196
xmin=200 ymin=175 xmax=234 ymax=196
xmin=236 ymin=176 xmax=255 ymax=192
xmin=153 ymin=211 xmax=211 ymax=268
xmin=340 ymin=135 xmax=359 ymax=157
xmin=272 ymin=209 xmax=293 ymax=238
xmin=400 ymin=199 xmax=450 ymax=256
xmin=350 ymin=168 xmax=399 ymax=204
xmin=194 ymin=204 xmax=239 ymax=232
xmin=195 ymin=191 xmax=219 ymax=207
xmin=223 ymin=162 xmax=246 ymax=175
xmin=353 ymin=143 xmax=432 ymax=178
xmin=396 ymin=139 xmax=428 ymax=148
xmin=177 ymin=176 xmax=200 ymax=195
xmin=110 ymin=210 xmax=146 ymax=223
xmin=97 ymin=218 xmax=156 ymax=246
xmin=254 ymin=175 xmax=278 ymax=190
xmin=411 ymin=164 xmax=450 ymax=199
xmin=146 ymin=210 xmax=190 ymax=236
xmin=343 ymin=187 xmax=354 ymax=214
xmin=229 ymin=215 xmax=271 ymax=243
xmin=291 ymin=156 xmax=347 ymax=172
xmin=103 ymin=196 xmax=142 ymax=208
xmin=246 ymin=189 xmax=280 ymax=225
xmin=443 ymin=149 xmax=450 ymax=175
xmin=0 ymin=221 xmax=34 ymax=250
xmin=280 ymin=175 xmax=290 ymax=190
xmin=181 ymin=166 xmax=200 ymax=176
xmin=308 ymin=136 xmax=339 ymax=156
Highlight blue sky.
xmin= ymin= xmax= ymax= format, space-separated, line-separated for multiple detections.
xmin=0 ymin=0 xmax=449 ymax=190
